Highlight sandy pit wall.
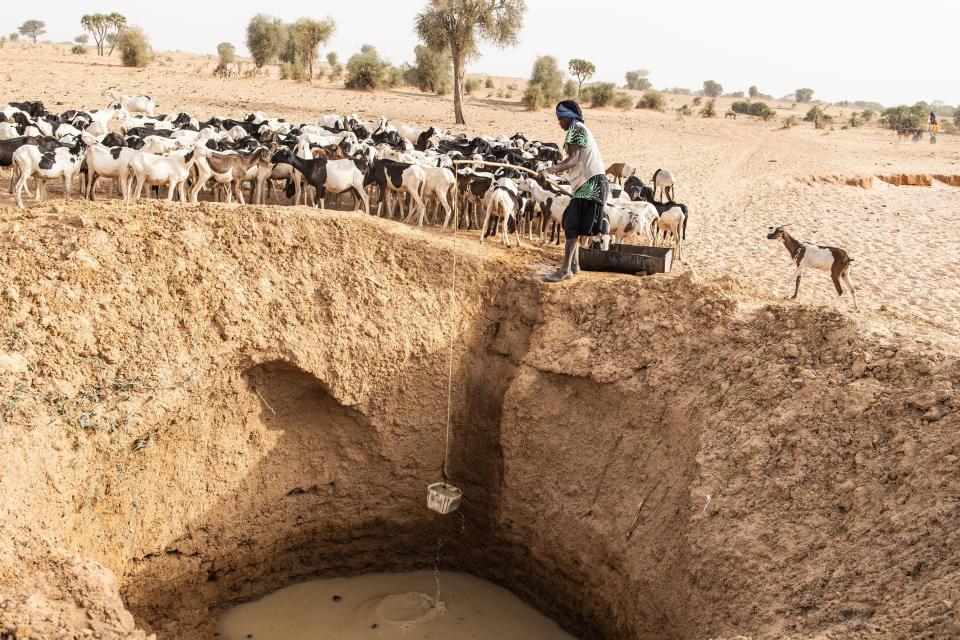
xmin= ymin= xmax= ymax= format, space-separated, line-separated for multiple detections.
xmin=0 ymin=202 xmax=958 ymax=640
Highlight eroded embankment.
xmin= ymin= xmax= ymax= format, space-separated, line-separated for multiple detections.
xmin=0 ymin=203 xmax=957 ymax=640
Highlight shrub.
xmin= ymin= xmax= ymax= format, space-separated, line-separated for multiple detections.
xmin=731 ymin=100 xmax=750 ymax=114
xmin=677 ymin=104 xmax=692 ymax=116
xmin=507 ymin=83 xmax=517 ymax=90
xmin=587 ymin=82 xmax=616 ymax=107
xmin=116 ymin=26 xmax=150 ymax=67
xmin=0 ymin=36 xmax=6 ymax=49
xmin=862 ymin=108 xmax=876 ymax=122
xmin=74 ymin=34 xmax=89 ymax=44
xmin=734 ymin=101 xmax=778 ymax=121
xmin=782 ymin=115 xmax=798 ymax=129
xmin=246 ymin=14 xmax=285 ymax=68
xmin=700 ymin=98 xmax=716 ymax=118
xmin=217 ymin=42 xmax=236 ymax=65
xmin=703 ymin=80 xmax=722 ymax=97
xmin=404 ymin=45 xmax=452 ymax=94
xmin=562 ymin=79 xmax=577 ymax=99
xmin=613 ymin=92 xmax=633 ymax=110
xmin=955 ymin=108 xmax=960 ymax=128
xmin=729 ymin=91 xmax=745 ymax=98
xmin=804 ymin=106 xmax=832 ymax=125
xmin=344 ymin=44 xmax=393 ymax=89
xmin=637 ymin=91 xmax=666 ymax=111
xmin=849 ymin=112 xmax=863 ymax=128
xmin=527 ymin=55 xmax=563 ymax=103
xmin=465 ymin=78 xmax=481 ymax=95
xmin=9 ymin=33 xmax=19 ymax=42
xmin=327 ymin=53 xmax=343 ymax=80
xmin=748 ymin=85 xmax=758 ymax=98
xmin=280 ymin=62 xmax=308 ymax=81
xmin=485 ymin=76 xmax=495 ymax=89
xmin=795 ymin=88 xmax=814 ymax=103
xmin=71 ymin=44 xmax=87 ymax=55
xmin=692 ymin=96 xmax=702 ymax=106
xmin=666 ymin=87 xmax=692 ymax=95
xmin=625 ymin=69 xmax=651 ymax=91
xmin=879 ymin=104 xmax=925 ymax=130
xmin=522 ymin=84 xmax=545 ymax=110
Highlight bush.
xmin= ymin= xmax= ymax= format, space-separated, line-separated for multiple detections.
xmin=637 ymin=91 xmax=666 ymax=111
xmin=955 ymin=109 xmax=960 ymax=128
xmin=862 ymin=108 xmax=876 ymax=122
xmin=692 ymin=96 xmax=702 ymax=106
xmin=485 ymin=76 xmax=494 ymax=89
xmin=116 ymin=26 xmax=150 ymax=67
xmin=613 ymin=92 xmax=633 ymax=110
xmin=0 ymin=36 xmax=6 ymax=49
xmin=804 ymin=106 xmax=832 ymax=125
xmin=729 ymin=91 xmax=745 ymax=98
xmin=562 ymin=79 xmax=577 ymax=99
xmin=677 ymin=104 xmax=692 ymax=116
xmin=748 ymin=85 xmax=758 ymax=98
xmin=280 ymin=61 xmax=308 ymax=81
xmin=849 ymin=112 xmax=863 ymax=128
xmin=782 ymin=115 xmax=798 ymax=129
xmin=586 ymin=82 xmax=616 ymax=107
xmin=344 ymin=44 xmax=392 ymax=90
xmin=666 ymin=87 xmax=692 ymax=95
xmin=733 ymin=100 xmax=777 ymax=120
xmin=71 ymin=44 xmax=87 ymax=55
xmin=9 ymin=33 xmax=19 ymax=42
xmin=795 ymin=88 xmax=814 ymax=103
xmin=404 ymin=45 xmax=451 ymax=94
xmin=731 ymin=100 xmax=750 ymax=114
xmin=527 ymin=55 xmax=563 ymax=103
xmin=522 ymin=84 xmax=545 ymax=110
xmin=74 ymin=34 xmax=89 ymax=44
xmin=700 ymin=98 xmax=716 ymax=118
xmin=217 ymin=42 xmax=236 ymax=65
xmin=465 ymin=78 xmax=481 ymax=95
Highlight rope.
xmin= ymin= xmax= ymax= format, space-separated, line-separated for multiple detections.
xmin=441 ymin=203 xmax=457 ymax=483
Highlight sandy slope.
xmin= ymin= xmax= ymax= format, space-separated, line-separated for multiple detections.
xmin=1 ymin=40 xmax=958 ymax=349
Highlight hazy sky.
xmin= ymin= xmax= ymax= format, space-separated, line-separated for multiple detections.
xmin=4 ymin=1 xmax=957 ymax=106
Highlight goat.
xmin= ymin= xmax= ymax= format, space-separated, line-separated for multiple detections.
xmin=13 ymin=141 xmax=86 ymax=208
xmin=84 ymin=143 xmax=140 ymax=200
xmin=605 ymin=162 xmax=637 ymax=185
xmin=191 ymin=147 xmax=272 ymax=204
xmin=623 ymin=175 xmax=655 ymax=203
xmin=419 ymin=166 xmax=458 ymax=228
xmin=122 ymin=146 xmax=205 ymax=202
xmin=363 ymin=158 xmax=426 ymax=221
xmin=652 ymin=168 xmax=676 ymax=202
xmin=520 ymin=177 xmax=570 ymax=245
xmin=479 ymin=178 xmax=525 ymax=247
xmin=271 ymin=147 xmax=370 ymax=213
xmin=654 ymin=206 xmax=687 ymax=262
xmin=104 ymin=87 xmax=156 ymax=117
xmin=766 ymin=225 xmax=858 ymax=310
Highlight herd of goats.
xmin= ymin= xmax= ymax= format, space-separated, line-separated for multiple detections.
xmin=0 ymin=93 xmax=690 ymax=260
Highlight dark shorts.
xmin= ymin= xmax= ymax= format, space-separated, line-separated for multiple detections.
xmin=562 ymin=197 xmax=605 ymax=238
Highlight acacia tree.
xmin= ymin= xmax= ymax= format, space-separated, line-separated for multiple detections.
xmin=18 ymin=20 xmax=46 ymax=43
xmin=106 ymin=13 xmax=127 ymax=56
xmin=703 ymin=79 xmax=722 ymax=97
xmin=291 ymin=18 xmax=335 ymax=80
xmin=625 ymin=69 xmax=651 ymax=91
xmin=415 ymin=0 xmax=526 ymax=125
xmin=795 ymin=88 xmax=814 ymax=103
xmin=246 ymin=14 xmax=286 ymax=68
xmin=567 ymin=59 xmax=595 ymax=96
xmin=748 ymin=85 xmax=758 ymax=98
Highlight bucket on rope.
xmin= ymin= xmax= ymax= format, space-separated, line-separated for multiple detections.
xmin=427 ymin=482 xmax=462 ymax=515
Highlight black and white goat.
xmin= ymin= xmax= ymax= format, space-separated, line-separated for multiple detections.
xmin=766 ymin=225 xmax=858 ymax=310
xmin=13 ymin=141 xmax=87 ymax=208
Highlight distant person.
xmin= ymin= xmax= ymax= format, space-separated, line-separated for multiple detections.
xmin=540 ymin=100 xmax=608 ymax=283
xmin=929 ymin=112 xmax=938 ymax=126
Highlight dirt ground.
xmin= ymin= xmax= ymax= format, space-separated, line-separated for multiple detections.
xmin=0 ymin=43 xmax=958 ymax=640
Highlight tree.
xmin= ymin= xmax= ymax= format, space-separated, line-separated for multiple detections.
xmin=954 ymin=108 xmax=960 ymax=128
xmin=217 ymin=42 xmax=236 ymax=65
xmin=18 ymin=20 xmax=46 ymax=43
xmin=528 ymin=55 xmax=563 ymax=104
xmin=290 ymin=17 xmax=335 ymax=80
xmin=327 ymin=51 xmax=343 ymax=80
xmin=116 ymin=26 xmax=150 ymax=67
xmin=246 ymin=14 xmax=286 ymax=68
xmin=105 ymin=13 xmax=127 ymax=56
xmin=568 ymin=59 xmax=595 ymax=96
xmin=9 ymin=33 xmax=19 ymax=42
xmin=74 ymin=34 xmax=89 ymax=44
xmin=405 ymin=45 xmax=452 ymax=94
xmin=625 ymin=69 xmax=651 ymax=91
xmin=748 ymin=85 xmax=758 ymax=98
xmin=415 ymin=0 xmax=527 ymax=125
xmin=344 ymin=44 xmax=391 ymax=90
xmin=795 ymin=88 xmax=814 ymax=103
xmin=703 ymin=80 xmax=722 ymax=98
xmin=81 ymin=14 xmax=109 ymax=55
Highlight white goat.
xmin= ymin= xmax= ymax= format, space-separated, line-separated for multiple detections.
xmin=13 ymin=144 xmax=86 ymax=208
xmin=105 ymin=87 xmax=157 ymax=117
xmin=654 ymin=205 xmax=686 ymax=261
xmin=520 ymin=178 xmax=570 ymax=245
xmin=766 ymin=225 xmax=858 ymax=310
xmin=479 ymin=178 xmax=524 ymax=247
xmin=652 ymin=168 xmax=676 ymax=201
xmin=122 ymin=145 xmax=206 ymax=202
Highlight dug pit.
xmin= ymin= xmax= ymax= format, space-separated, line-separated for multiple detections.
xmin=0 ymin=203 xmax=957 ymax=640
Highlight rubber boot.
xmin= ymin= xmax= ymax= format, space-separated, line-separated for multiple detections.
xmin=572 ymin=240 xmax=581 ymax=274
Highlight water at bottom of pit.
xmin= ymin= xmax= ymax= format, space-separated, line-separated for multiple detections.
xmin=216 ymin=570 xmax=577 ymax=640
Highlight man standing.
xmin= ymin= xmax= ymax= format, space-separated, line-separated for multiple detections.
xmin=541 ymin=100 xmax=608 ymax=282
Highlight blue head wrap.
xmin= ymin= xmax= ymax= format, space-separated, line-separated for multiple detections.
xmin=555 ymin=100 xmax=583 ymax=124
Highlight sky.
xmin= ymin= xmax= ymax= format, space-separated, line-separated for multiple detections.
xmin=3 ymin=1 xmax=958 ymax=107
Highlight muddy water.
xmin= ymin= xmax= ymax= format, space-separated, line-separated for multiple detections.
xmin=217 ymin=570 xmax=576 ymax=640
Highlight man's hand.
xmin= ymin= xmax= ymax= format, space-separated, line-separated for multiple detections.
xmin=539 ymin=167 xmax=552 ymax=180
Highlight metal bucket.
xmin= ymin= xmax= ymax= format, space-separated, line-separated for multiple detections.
xmin=579 ymin=244 xmax=673 ymax=275
xmin=427 ymin=483 xmax=462 ymax=515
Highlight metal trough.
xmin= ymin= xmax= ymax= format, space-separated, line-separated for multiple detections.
xmin=579 ymin=244 xmax=673 ymax=276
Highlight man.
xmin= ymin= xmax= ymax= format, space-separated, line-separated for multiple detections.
xmin=540 ymin=100 xmax=608 ymax=282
